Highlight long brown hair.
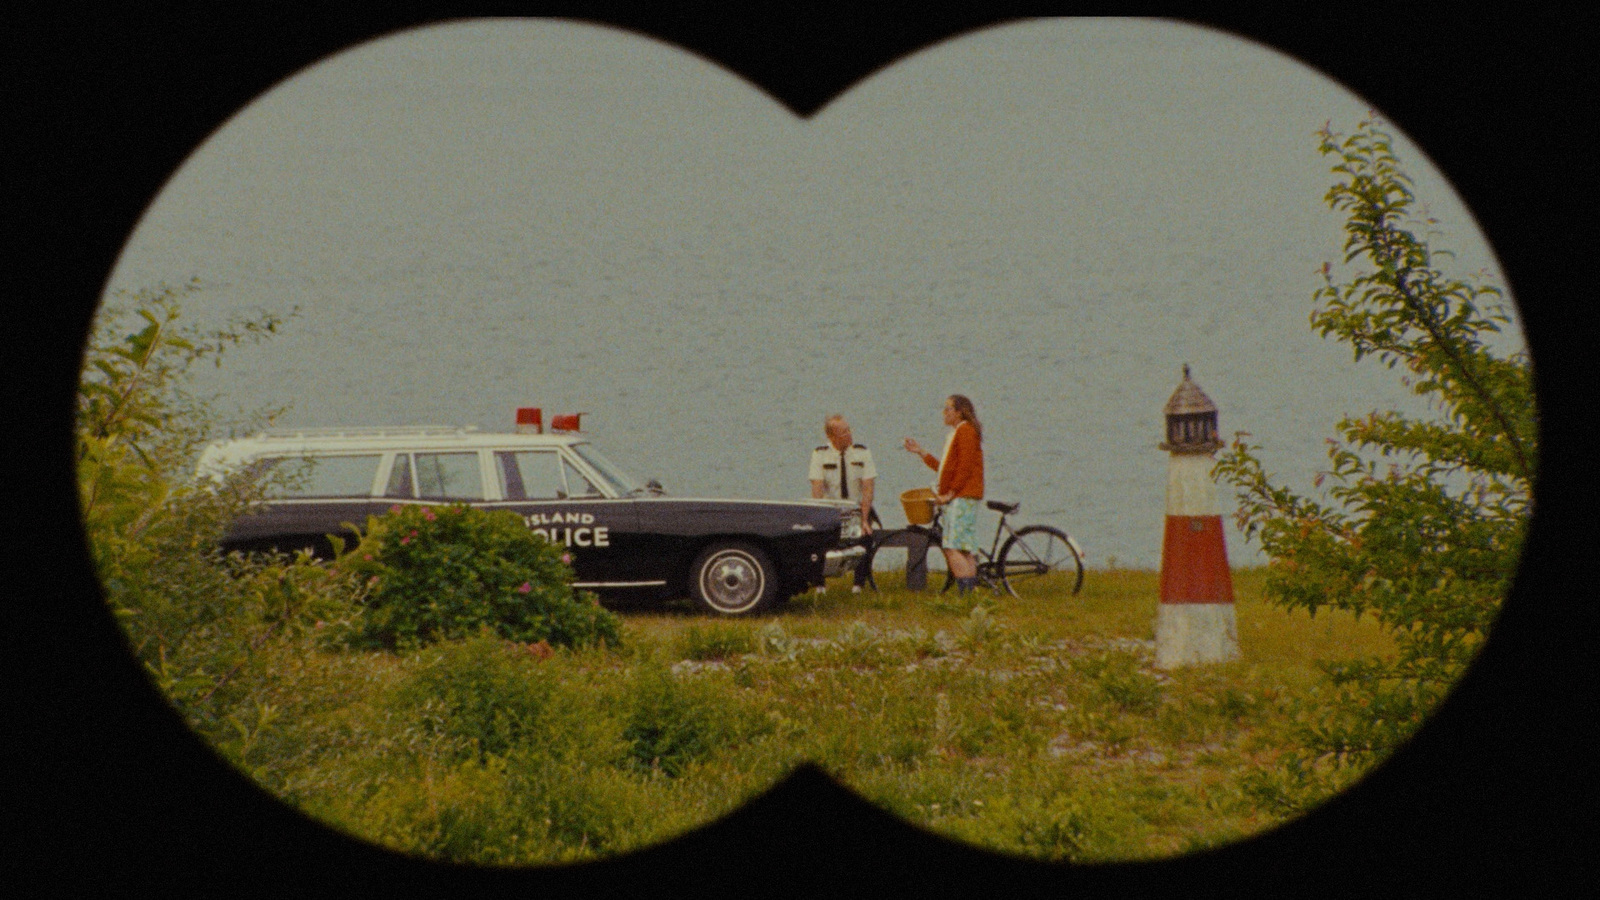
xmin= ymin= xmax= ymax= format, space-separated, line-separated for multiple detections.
xmin=948 ymin=394 xmax=981 ymax=442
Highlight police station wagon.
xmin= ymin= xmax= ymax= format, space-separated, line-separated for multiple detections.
xmin=196 ymin=411 xmax=864 ymax=615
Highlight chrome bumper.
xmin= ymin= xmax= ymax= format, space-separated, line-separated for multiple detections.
xmin=817 ymin=501 xmax=866 ymax=579
xmin=823 ymin=544 xmax=866 ymax=578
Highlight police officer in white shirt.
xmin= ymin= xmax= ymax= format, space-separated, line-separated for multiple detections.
xmin=809 ymin=414 xmax=881 ymax=592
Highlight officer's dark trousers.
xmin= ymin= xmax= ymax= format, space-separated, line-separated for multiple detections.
xmin=850 ymin=508 xmax=885 ymax=588
xmin=861 ymin=527 xmax=933 ymax=591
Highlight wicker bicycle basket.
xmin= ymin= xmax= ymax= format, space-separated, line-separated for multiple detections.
xmin=900 ymin=487 xmax=937 ymax=525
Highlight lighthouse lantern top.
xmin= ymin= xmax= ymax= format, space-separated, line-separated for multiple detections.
xmin=1160 ymin=364 xmax=1223 ymax=453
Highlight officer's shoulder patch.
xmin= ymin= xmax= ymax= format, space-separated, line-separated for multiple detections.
xmin=815 ymin=445 xmax=830 ymax=452
xmin=853 ymin=443 xmax=867 ymax=449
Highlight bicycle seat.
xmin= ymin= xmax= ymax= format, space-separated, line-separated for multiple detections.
xmin=986 ymin=500 xmax=1019 ymax=515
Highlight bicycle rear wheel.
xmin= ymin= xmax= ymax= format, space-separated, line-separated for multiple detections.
xmin=998 ymin=525 xmax=1084 ymax=597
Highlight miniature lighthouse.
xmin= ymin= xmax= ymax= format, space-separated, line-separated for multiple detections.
xmin=1154 ymin=365 xmax=1239 ymax=669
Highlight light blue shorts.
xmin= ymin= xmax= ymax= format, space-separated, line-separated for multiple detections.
xmin=943 ymin=497 xmax=980 ymax=553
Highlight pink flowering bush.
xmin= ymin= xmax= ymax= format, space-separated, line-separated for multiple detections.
xmin=337 ymin=503 xmax=621 ymax=650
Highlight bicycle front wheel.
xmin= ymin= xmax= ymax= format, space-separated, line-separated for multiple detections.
xmin=998 ymin=525 xmax=1084 ymax=597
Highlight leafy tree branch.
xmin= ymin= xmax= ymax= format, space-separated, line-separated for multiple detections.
xmin=1216 ymin=117 xmax=1534 ymax=809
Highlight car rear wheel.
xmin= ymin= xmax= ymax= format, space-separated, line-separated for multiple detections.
xmin=690 ymin=542 xmax=778 ymax=615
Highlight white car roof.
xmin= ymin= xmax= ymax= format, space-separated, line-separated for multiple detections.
xmin=196 ymin=427 xmax=586 ymax=476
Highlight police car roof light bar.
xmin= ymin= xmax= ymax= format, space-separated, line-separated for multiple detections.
xmin=516 ymin=407 xmax=543 ymax=434
xmin=551 ymin=413 xmax=584 ymax=433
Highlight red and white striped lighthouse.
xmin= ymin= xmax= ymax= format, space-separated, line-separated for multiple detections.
xmin=1154 ymin=365 xmax=1239 ymax=668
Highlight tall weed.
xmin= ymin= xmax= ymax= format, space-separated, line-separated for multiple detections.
xmin=676 ymin=623 xmax=756 ymax=661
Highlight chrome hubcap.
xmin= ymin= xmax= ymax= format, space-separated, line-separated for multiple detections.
xmin=702 ymin=551 xmax=763 ymax=612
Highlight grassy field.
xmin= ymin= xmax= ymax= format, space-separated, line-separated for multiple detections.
xmin=224 ymin=566 xmax=1395 ymax=865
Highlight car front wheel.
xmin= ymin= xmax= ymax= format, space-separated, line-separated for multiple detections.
xmin=690 ymin=542 xmax=778 ymax=615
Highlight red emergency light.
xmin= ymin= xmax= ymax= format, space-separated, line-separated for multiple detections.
xmin=515 ymin=407 xmax=542 ymax=434
xmin=551 ymin=413 xmax=585 ymax=433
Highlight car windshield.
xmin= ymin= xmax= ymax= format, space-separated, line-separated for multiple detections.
xmin=569 ymin=442 xmax=650 ymax=496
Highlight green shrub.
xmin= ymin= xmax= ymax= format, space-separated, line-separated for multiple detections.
xmin=826 ymin=621 xmax=894 ymax=669
xmin=1075 ymin=651 xmax=1164 ymax=715
xmin=75 ymin=286 xmax=361 ymax=730
xmin=957 ymin=605 xmax=1001 ymax=651
xmin=943 ymin=792 xmax=1089 ymax=862
xmin=505 ymin=755 xmax=657 ymax=860
xmin=622 ymin=665 xmax=716 ymax=776
xmin=344 ymin=755 xmax=526 ymax=865
xmin=384 ymin=632 xmax=569 ymax=762
xmin=1214 ymin=116 xmax=1533 ymax=772
xmin=340 ymin=503 xmax=621 ymax=650
xmin=882 ymin=729 xmax=932 ymax=767
xmin=621 ymin=664 xmax=768 ymax=777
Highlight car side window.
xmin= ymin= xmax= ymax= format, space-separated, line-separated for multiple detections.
xmin=414 ymin=452 xmax=485 ymax=501
xmin=495 ymin=451 xmax=565 ymax=500
xmin=384 ymin=454 xmax=414 ymax=499
xmin=263 ymin=454 xmax=382 ymax=498
xmin=562 ymin=458 xmax=602 ymax=497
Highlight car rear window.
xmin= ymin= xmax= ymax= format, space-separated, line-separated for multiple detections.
xmin=262 ymin=454 xmax=382 ymax=498
xmin=414 ymin=452 xmax=485 ymax=501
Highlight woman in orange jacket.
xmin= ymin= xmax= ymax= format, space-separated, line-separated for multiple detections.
xmin=903 ymin=394 xmax=984 ymax=593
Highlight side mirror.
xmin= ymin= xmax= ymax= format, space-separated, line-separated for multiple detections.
xmin=646 ymin=478 xmax=665 ymax=496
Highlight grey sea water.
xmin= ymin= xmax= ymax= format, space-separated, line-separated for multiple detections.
xmin=104 ymin=19 xmax=1519 ymax=568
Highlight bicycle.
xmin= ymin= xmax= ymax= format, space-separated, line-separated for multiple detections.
xmin=859 ymin=500 xmax=1085 ymax=597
